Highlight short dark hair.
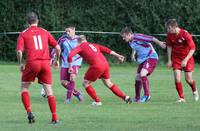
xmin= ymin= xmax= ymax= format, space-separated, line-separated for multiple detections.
xmin=165 ymin=19 xmax=178 ymax=27
xmin=77 ymin=35 xmax=86 ymax=43
xmin=120 ymin=27 xmax=133 ymax=35
xmin=67 ymin=24 xmax=75 ymax=28
xmin=26 ymin=11 xmax=39 ymax=25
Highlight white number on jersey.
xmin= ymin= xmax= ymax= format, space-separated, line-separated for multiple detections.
xmin=33 ymin=35 xmax=43 ymax=50
xmin=89 ymin=44 xmax=97 ymax=52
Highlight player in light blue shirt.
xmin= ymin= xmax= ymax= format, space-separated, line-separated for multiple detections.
xmin=121 ymin=27 xmax=166 ymax=102
xmin=42 ymin=25 xmax=83 ymax=103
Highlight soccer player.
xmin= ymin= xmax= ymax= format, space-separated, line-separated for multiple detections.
xmin=67 ymin=35 xmax=132 ymax=106
xmin=16 ymin=11 xmax=60 ymax=124
xmin=165 ymin=19 xmax=199 ymax=102
xmin=45 ymin=25 xmax=83 ymax=103
xmin=121 ymin=27 xmax=166 ymax=102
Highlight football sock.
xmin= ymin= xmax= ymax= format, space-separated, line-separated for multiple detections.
xmin=110 ymin=84 xmax=126 ymax=100
xmin=188 ymin=81 xmax=197 ymax=92
xmin=135 ymin=80 xmax=142 ymax=100
xmin=47 ymin=95 xmax=57 ymax=121
xmin=73 ymin=88 xmax=81 ymax=97
xmin=85 ymin=85 xmax=100 ymax=102
xmin=141 ymin=76 xmax=150 ymax=96
xmin=175 ymin=82 xmax=184 ymax=98
xmin=66 ymin=81 xmax=75 ymax=99
xmin=21 ymin=91 xmax=31 ymax=113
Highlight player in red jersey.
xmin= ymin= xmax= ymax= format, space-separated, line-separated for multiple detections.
xmin=165 ymin=19 xmax=199 ymax=102
xmin=16 ymin=11 xmax=60 ymax=124
xmin=67 ymin=35 xmax=132 ymax=106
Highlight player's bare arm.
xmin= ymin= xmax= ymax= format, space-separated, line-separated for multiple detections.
xmin=17 ymin=50 xmax=24 ymax=72
xmin=152 ymin=37 xmax=166 ymax=49
xmin=53 ymin=45 xmax=61 ymax=69
xmin=167 ymin=46 xmax=172 ymax=68
xmin=68 ymin=62 xmax=73 ymax=74
xmin=110 ymin=51 xmax=125 ymax=63
xmin=181 ymin=49 xmax=195 ymax=67
xmin=131 ymin=49 xmax=136 ymax=62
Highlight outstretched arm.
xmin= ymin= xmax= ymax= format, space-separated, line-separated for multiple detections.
xmin=67 ymin=46 xmax=82 ymax=73
xmin=110 ymin=51 xmax=125 ymax=63
xmin=152 ymin=37 xmax=166 ymax=49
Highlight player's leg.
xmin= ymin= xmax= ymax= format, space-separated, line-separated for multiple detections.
xmin=60 ymin=68 xmax=72 ymax=103
xmin=39 ymin=60 xmax=58 ymax=123
xmin=21 ymin=82 xmax=35 ymax=123
xmin=184 ymin=71 xmax=199 ymax=101
xmin=140 ymin=68 xmax=151 ymax=102
xmin=42 ymin=84 xmax=58 ymax=123
xmin=71 ymin=66 xmax=83 ymax=102
xmin=83 ymin=79 xmax=101 ymax=105
xmin=134 ymin=74 xmax=142 ymax=102
xmin=101 ymin=78 xmax=131 ymax=104
xmin=140 ymin=58 xmax=158 ymax=102
xmin=174 ymin=69 xmax=185 ymax=102
xmin=20 ymin=62 xmax=40 ymax=123
xmin=83 ymin=67 xmax=102 ymax=105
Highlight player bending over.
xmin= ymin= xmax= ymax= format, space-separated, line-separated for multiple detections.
xmin=67 ymin=35 xmax=132 ymax=106
xmin=121 ymin=27 xmax=166 ymax=102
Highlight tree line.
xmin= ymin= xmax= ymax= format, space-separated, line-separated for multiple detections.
xmin=0 ymin=0 xmax=200 ymax=62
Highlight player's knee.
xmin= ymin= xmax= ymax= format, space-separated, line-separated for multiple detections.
xmin=21 ymin=82 xmax=31 ymax=91
xmin=82 ymin=82 xmax=88 ymax=88
xmin=135 ymin=75 xmax=141 ymax=81
xmin=61 ymin=80 xmax=68 ymax=87
xmin=70 ymin=74 xmax=76 ymax=81
xmin=175 ymin=79 xmax=181 ymax=83
xmin=43 ymin=84 xmax=53 ymax=96
xmin=82 ymin=80 xmax=92 ymax=88
xmin=185 ymin=78 xmax=193 ymax=84
xmin=140 ymin=73 xmax=147 ymax=77
xmin=105 ymin=81 xmax=113 ymax=88
xmin=140 ymin=69 xmax=148 ymax=77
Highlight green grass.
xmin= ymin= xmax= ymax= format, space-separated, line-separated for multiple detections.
xmin=0 ymin=64 xmax=200 ymax=131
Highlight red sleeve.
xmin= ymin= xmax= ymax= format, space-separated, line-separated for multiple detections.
xmin=185 ymin=32 xmax=195 ymax=50
xmin=48 ymin=32 xmax=58 ymax=48
xmin=68 ymin=45 xmax=82 ymax=63
xmin=96 ymin=44 xmax=112 ymax=54
xmin=16 ymin=33 xmax=24 ymax=52
xmin=166 ymin=34 xmax=172 ymax=47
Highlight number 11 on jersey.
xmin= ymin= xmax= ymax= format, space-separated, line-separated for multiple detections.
xmin=33 ymin=35 xmax=43 ymax=50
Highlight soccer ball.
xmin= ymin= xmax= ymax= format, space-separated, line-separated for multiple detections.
xmin=40 ymin=88 xmax=47 ymax=98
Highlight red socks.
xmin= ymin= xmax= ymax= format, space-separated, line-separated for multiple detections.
xmin=85 ymin=85 xmax=101 ymax=102
xmin=175 ymin=82 xmax=184 ymax=99
xmin=188 ymin=81 xmax=197 ymax=92
xmin=48 ymin=95 xmax=57 ymax=121
xmin=110 ymin=84 xmax=126 ymax=100
xmin=21 ymin=91 xmax=31 ymax=113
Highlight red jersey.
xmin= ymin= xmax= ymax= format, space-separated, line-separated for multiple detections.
xmin=68 ymin=42 xmax=111 ymax=66
xmin=166 ymin=29 xmax=195 ymax=57
xmin=17 ymin=25 xmax=58 ymax=62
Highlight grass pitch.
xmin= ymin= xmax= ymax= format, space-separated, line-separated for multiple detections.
xmin=0 ymin=64 xmax=200 ymax=131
